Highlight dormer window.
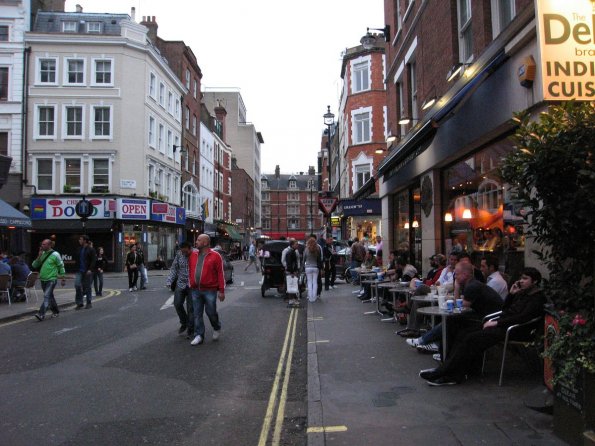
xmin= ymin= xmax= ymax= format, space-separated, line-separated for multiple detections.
xmin=261 ymin=179 xmax=268 ymax=189
xmin=87 ymin=22 xmax=102 ymax=33
xmin=289 ymin=179 xmax=297 ymax=189
xmin=63 ymin=21 xmax=77 ymax=32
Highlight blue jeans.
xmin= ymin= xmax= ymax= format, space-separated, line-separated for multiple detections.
xmin=39 ymin=280 xmax=59 ymax=316
xmin=420 ymin=323 xmax=442 ymax=344
xmin=93 ymin=271 xmax=103 ymax=295
xmin=350 ymin=260 xmax=361 ymax=284
xmin=191 ymin=289 xmax=221 ymax=338
xmin=75 ymin=271 xmax=93 ymax=305
xmin=139 ymin=265 xmax=147 ymax=289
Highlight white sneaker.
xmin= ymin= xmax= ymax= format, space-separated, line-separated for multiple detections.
xmin=190 ymin=335 xmax=203 ymax=345
xmin=133 ymin=286 xmax=137 ymax=291
xmin=433 ymin=353 xmax=442 ymax=362
xmin=212 ymin=330 xmax=220 ymax=341
xmin=129 ymin=288 xmax=133 ymax=292
xmin=417 ymin=342 xmax=440 ymax=353
xmin=406 ymin=337 xmax=422 ymax=348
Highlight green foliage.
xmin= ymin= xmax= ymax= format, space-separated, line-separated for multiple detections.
xmin=500 ymin=101 xmax=595 ymax=385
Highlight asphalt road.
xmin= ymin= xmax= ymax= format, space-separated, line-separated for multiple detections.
xmin=0 ymin=267 xmax=307 ymax=446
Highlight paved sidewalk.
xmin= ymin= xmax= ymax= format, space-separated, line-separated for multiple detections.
xmin=0 ymin=271 xmax=169 ymax=323
xmin=307 ymin=282 xmax=564 ymax=446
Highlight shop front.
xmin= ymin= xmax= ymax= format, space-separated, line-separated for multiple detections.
xmin=337 ymin=198 xmax=381 ymax=243
xmin=29 ymin=197 xmax=184 ymax=271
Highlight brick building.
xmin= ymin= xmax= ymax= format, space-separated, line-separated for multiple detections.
xmin=140 ymin=16 xmax=203 ymax=241
xmin=230 ymin=156 xmax=254 ymax=246
xmin=368 ymin=0 xmax=541 ymax=277
xmin=260 ymin=165 xmax=320 ymax=240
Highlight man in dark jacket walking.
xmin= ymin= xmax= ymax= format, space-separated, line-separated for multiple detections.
xmin=75 ymin=235 xmax=96 ymax=309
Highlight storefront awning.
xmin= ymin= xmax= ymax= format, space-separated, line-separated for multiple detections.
xmin=0 ymin=199 xmax=32 ymax=228
xmin=262 ymin=231 xmax=308 ymax=240
xmin=219 ymin=223 xmax=242 ymax=241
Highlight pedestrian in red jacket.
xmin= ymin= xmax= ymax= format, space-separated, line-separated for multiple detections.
xmin=187 ymin=233 xmax=225 ymax=346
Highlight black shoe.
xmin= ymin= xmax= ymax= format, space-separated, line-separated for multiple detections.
xmin=140 ymin=286 xmax=146 ymax=290
xmin=178 ymin=325 xmax=187 ymax=335
xmin=34 ymin=313 xmax=44 ymax=321
xmin=419 ymin=368 xmax=441 ymax=380
xmin=96 ymin=293 xmax=102 ymax=297
xmin=85 ymin=303 xmax=92 ymax=309
xmin=51 ymin=312 xmax=59 ymax=318
xmin=427 ymin=376 xmax=460 ymax=386
xmin=75 ymin=304 xmax=84 ymax=310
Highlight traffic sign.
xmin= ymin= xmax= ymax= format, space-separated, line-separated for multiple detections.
xmin=318 ymin=196 xmax=338 ymax=216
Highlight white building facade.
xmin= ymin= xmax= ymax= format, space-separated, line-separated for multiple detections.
xmin=199 ymin=121 xmax=214 ymax=226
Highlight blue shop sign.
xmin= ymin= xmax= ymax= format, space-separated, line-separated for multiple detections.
xmin=338 ymin=198 xmax=381 ymax=216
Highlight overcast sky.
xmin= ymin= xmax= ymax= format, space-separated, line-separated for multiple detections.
xmin=65 ymin=0 xmax=384 ymax=175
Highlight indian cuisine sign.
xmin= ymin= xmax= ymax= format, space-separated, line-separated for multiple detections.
xmin=536 ymin=0 xmax=595 ymax=100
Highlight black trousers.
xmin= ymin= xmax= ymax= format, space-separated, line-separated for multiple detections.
xmin=324 ymin=261 xmax=336 ymax=289
xmin=127 ymin=268 xmax=138 ymax=288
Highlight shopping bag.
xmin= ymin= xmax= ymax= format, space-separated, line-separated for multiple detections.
xmin=286 ymin=275 xmax=299 ymax=294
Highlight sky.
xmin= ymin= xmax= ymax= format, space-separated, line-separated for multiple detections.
xmin=64 ymin=0 xmax=384 ymax=175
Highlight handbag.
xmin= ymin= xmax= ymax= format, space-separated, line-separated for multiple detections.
xmin=170 ymin=276 xmax=177 ymax=292
xmin=286 ymin=275 xmax=299 ymax=294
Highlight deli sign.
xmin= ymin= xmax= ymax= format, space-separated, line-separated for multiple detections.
xmin=116 ymin=198 xmax=150 ymax=220
xmin=536 ymin=0 xmax=595 ymax=100
xmin=151 ymin=202 xmax=186 ymax=225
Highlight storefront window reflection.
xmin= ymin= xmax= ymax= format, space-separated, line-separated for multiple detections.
xmin=442 ymin=139 xmax=526 ymax=276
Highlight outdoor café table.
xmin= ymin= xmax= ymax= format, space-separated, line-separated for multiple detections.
xmin=355 ymin=269 xmax=377 ymax=293
xmin=376 ymin=281 xmax=401 ymax=321
xmin=360 ymin=277 xmax=381 ymax=315
xmin=417 ymin=306 xmax=475 ymax=361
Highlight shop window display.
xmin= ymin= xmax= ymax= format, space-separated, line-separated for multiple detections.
xmin=442 ymin=139 xmax=525 ymax=276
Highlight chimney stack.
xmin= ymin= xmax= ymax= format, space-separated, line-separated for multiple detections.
xmin=214 ymin=100 xmax=227 ymax=143
xmin=131 ymin=7 xmax=136 ymax=22
xmin=140 ymin=15 xmax=159 ymax=42
xmin=75 ymin=4 xmax=82 ymax=13
xmin=308 ymin=166 xmax=316 ymax=175
xmin=275 ymin=165 xmax=280 ymax=179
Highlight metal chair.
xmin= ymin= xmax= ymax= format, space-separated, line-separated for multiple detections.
xmin=13 ymin=272 xmax=39 ymax=303
xmin=0 ymin=274 xmax=12 ymax=305
xmin=482 ymin=311 xmax=543 ymax=386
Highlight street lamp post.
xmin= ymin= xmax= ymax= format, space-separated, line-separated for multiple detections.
xmin=323 ymin=105 xmax=335 ymax=236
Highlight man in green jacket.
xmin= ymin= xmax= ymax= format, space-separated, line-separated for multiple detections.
xmin=33 ymin=239 xmax=66 ymax=321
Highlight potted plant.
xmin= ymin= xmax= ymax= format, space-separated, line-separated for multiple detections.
xmin=500 ymin=102 xmax=595 ymax=445
xmin=63 ymin=184 xmax=72 ymax=193
xmin=91 ymin=185 xmax=109 ymax=194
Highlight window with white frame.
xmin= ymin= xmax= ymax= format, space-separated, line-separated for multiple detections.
xmin=458 ymin=0 xmax=473 ymax=62
xmin=491 ymin=0 xmax=515 ymax=37
xmin=262 ymin=219 xmax=271 ymax=230
xmin=193 ymin=79 xmax=198 ymax=98
xmin=149 ymin=73 xmax=156 ymax=98
xmin=288 ymin=192 xmax=299 ymax=201
xmin=87 ymin=22 xmax=101 ymax=33
xmin=92 ymin=159 xmax=109 ymax=188
xmin=353 ymin=111 xmax=371 ymax=144
xmin=159 ymin=83 xmax=165 ymax=106
xmin=185 ymin=69 xmax=190 ymax=89
xmin=165 ymin=173 xmax=171 ymax=199
xmin=173 ymin=177 xmax=179 ymax=203
xmin=261 ymin=179 xmax=268 ymax=189
xmin=352 ymin=60 xmax=370 ymax=93
xmin=397 ymin=81 xmax=406 ymax=135
xmin=37 ymin=105 xmax=56 ymax=138
xmin=38 ymin=58 xmax=57 ymax=84
xmin=287 ymin=204 xmax=299 ymax=215
xmin=64 ymin=106 xmax=83 ymax=138
xmin=92 ymin=106 xmax=111 ymax=138
xmin=185 ymin=107 xmax=190 ymax=130
xmin=158 ymin=124 xmax=164 ymax=153
xmin=0 ymin=26 xmax=8 ymax=41
xmin=167 ymin=91 xmax=173 ymax=113
xmin=407 ymin=62 xmax=418 ymax=120
xmin=174 ymin=98 xmax=180 ymax=120
xmin=394 ymin=0 xmax=402 ymax=37
xmin=62 ymin=21 xmax=77 ymax=32
xmin=65 ymin=58 xmax=85 ymax=85
xmin=228 ymin=177 xmax=231 ymax=194
xmin=0 ymin=67 xmax=8 ymax=101
xmin=93 ymin=59 xmax=112 ymax=85
xmin=64 ymin=158 xmax=81 ymax=192
xmin=192 ymin=115 xmax=197 ymax=136
xmin=289 ymin=179 xmax=297 ymax=189
xmin=148 ymin=116 xmax=156 ymax=148
xmin=288 ymin=218 xmax=298 ymax=229
xmin=157 ymin=169 xmax=163 ymax=193
xmin=355 ymin=164 xmax=371 ymax=190
xmin=167 ymin=130 xmax=173 ymax=158
xmin=183 ymin=183 xmax=198 ymax=214
xmin=36 ymin=159 xmax=53 ymax=191
xmin=148 ymin=164 xmax=154 ymax=192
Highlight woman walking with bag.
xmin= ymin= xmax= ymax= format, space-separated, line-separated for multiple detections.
xmin=125 ymin=244 xmax=141 ymax=291
xmin=302 ymin=237 xmax=322 ymax=303
xmin=93 ymin=246 xmax=107 ymax=297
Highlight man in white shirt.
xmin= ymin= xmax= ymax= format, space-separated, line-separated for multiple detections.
xmin=436 ymin=252 xmax=458 ymax=290
xmin=480 ymin=256 xmax=509 ymax=300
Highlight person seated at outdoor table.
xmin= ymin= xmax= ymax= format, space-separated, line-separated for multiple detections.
xmin=362 ymin=249 xmax=376 ymax=270
xmin=396 ymin=257 xmax=417 ymax=282
xmin=9 ymin=255 xmax=30 ymax=300
xmin=153 ymin=256 xmax=166 ymax=270
xmin=459 ymin=251 xmax=485 ymax=283
xmin=480 ymin=256 xmax=508 ymax=300
xmin=407 ymin=262 xmax=503 ymax=353
xmin=420 ymin=267 xmax=545 ymax=386
xmin=0 ymin=257 xmax=11 ymax=276
xmin=434 ymin=252 xmax=458 ymax=289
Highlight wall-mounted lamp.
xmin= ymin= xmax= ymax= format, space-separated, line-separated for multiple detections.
xmin=412 ymin=220 xmax=419 ymax=228
xmin=360 ymin=25 xmax=391 ymax=49
xmin=404 ymin=222 xmax=410 ymax=229
xmin=172 ymin=145 xmax=187 ymax=154
xmin=462 ymin=208 xmax=472 ymax=219
xmin=398 ymin=116 xmax=419 ymax=125
xmin=444 ymin=212 xmax=453 ymax=222
xmin=446 ymin=63 xmax=467 ymax=82
xmin=375 ymin=147 xmax=386 ymax=154
xmin=421 ymin=96 xmax=438 ymax=110
xmin=386 ymin=134 xmax=398 ymax=144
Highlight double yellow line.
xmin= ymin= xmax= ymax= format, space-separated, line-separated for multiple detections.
xmin=258 ymin=307 xmax=299 ymax=446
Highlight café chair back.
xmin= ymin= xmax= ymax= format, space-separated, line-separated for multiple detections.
xmin=482 ymin=311 xmax=543 ymax=386
xmin=14 ymin=272 xmax=39 ymax=303
xmin=0 ymin=274 xmax=12 ymax=305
